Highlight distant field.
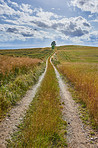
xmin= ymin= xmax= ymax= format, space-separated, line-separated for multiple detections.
xmin=0 ymin=47 xmax=52 ymax=60
xmin=55 ymin=45 xmax=98 ymax=126
xmin=57 ymin=46 xmax=98 ymax=63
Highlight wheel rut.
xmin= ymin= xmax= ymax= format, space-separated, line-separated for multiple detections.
xmin=0 ymin=60 xmax=48 ymax=148
xmin=51 ymin=57 xmax=98 ymax=148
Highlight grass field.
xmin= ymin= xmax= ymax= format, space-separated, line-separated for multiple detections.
xmin=7 ymin=58 xmax=67 ymax=148
xmin=0 ymin=48 xmax=53 ymax=120
xmin=0 ymin=47 xmax=52 ymax=60
xmin=55 ymin=45 xmax=98 ymax=126
xmin=57 ymin=46 xmax=98 ymax=63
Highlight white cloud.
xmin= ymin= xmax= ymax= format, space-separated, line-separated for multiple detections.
xmin=90 ymin=31 xmax=98 ymax=40
xmin=0 ymin=23 xmax=55 ymax=41
xmin=90 ymin=19 xmax=98 ymax=23
xmin=71 ymin=0 xmax=98 ymax=13
xmin=20 ymin=3 xmax=33 ymax=14
xmin=0 ymin=0 xmax=97 ymax=45
xmin=7 ymin=0 xmax=19 ymax=8
xmin=0 ymin=0 xmax=32 ymax=16
xmin=35 ymin=8 xmax=59 ymax=20
xmin=88 ymin=14 xmax=93 ymax=18
xmin=0 ymin=0 xmax=16 ymax=16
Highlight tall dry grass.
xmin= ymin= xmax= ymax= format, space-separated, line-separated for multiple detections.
xmin=0 ymin=55 xmax=41 ymax=86
xmin=58 ymin=63 xmax=98 ymax=125
xmin=0 ymin=55 xmax=43 ymax=119
xmin=0 ymin=55 xmax=41 ymax=75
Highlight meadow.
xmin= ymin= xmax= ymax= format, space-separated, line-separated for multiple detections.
xmin=55 ymin=46 xmax=98 ymax=126
xmin=0 ymin=48 xmax=53 ymax=120
xmin=0 ymin=47 xmax=52 ymax=60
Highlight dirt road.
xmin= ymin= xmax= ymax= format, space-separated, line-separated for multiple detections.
xmin=51 ymin=57 xmax=98 ymax=148
xmin=0 ymin=57 xmax=98 ymax=148
xmin=0 ymin=60 xmax=48 ymax=148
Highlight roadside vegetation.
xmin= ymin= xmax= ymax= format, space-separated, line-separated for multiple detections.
xmin=54 ymin=45 xmax=98 ymax=127
xmin=0 ymin=55 xmax=41 ymax=86
xmin=7 ymin=58 xmax=67 ymax=148
xmin=0 ymin=55 xmax=45 ymax=120
xmin=0 ymin=48 xmax=53 ymax=120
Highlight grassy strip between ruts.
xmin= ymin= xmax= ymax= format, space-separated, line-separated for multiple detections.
xmin=7 ymin=58 xmax=67 ymax=148
xmin=0 ymin=62 xmax=45 ymax=120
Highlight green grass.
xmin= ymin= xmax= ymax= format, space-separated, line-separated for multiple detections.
xmin=57 ymin=46 xmax=98 ymax=63
xmin=0 ymin=63 xmax=45 ymax=120
xmin=7 ymin=58 xmax=67 ymax=148
xmin=57 ymin=45 xmax=98 ymax=51
xmin=0 ymin=47 xmax=53 ymax=60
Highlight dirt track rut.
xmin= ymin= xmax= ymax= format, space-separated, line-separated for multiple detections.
xmin=51 ymin=57 xmax=98 ymax=148
xmin=0 ymin=60 xmax=48 ymax=148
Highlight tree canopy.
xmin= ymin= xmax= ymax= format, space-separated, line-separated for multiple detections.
xmin=51 ymin=41 xmax=56 ymax=49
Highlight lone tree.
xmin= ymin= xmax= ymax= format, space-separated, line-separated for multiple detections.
xmin=51 ymin=41 xmax=56 ymax=49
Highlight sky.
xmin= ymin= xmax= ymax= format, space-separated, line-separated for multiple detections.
xmin=0 ymin=0 xmax=98 ymax=49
